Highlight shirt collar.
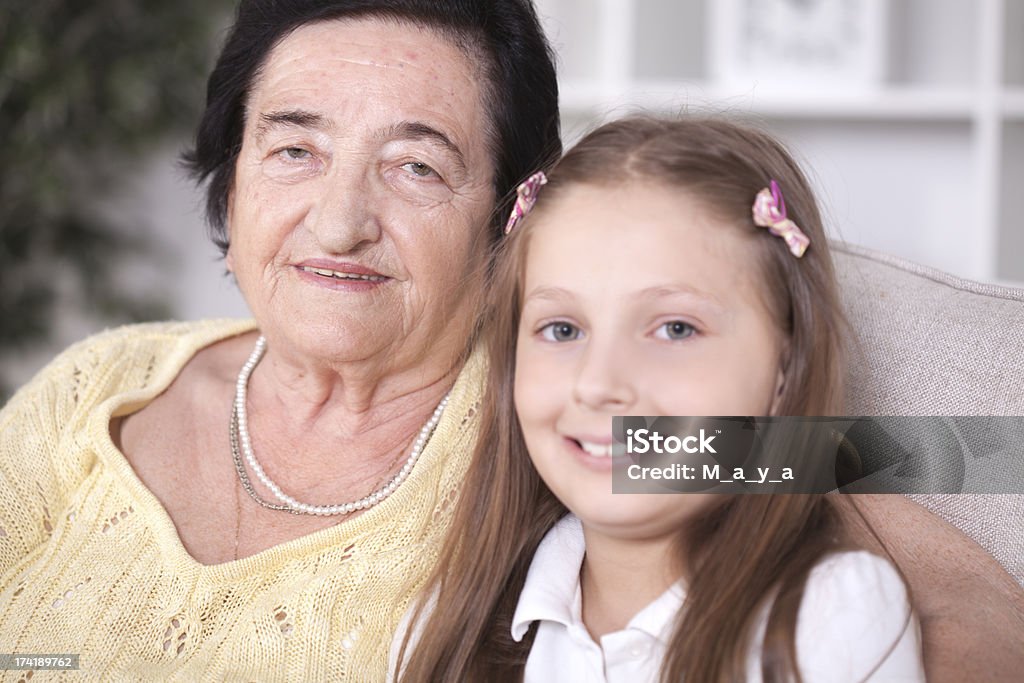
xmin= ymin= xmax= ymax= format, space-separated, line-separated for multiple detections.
xmin=628 ymin=580 xmax=685 ymax=641
xmin=511 ymin=515 xmax=586 ymax=641
xmin=511 ymin=515 xmax=687 ymax=643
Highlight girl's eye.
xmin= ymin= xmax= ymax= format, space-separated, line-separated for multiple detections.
xmin=656 ymin=320 xmax=696 ymax=341
xmin=402 ymin=161 xmax=437 ymax=178
xmin=539 ymin=322 xmax=582 ymax=342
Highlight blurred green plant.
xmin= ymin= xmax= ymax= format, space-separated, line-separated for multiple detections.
xmin=0 ymin=0 xmax=233 ymax=399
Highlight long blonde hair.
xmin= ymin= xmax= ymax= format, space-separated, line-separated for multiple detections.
xmin=398 ymin=116 xmax=854 ymax=682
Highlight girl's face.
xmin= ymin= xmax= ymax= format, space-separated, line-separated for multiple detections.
xmin=514 ymin=182 xmax=786 ymax=542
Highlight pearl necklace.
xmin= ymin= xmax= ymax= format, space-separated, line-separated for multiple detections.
xmin=232 ymin=335 xmax=449 ymax=516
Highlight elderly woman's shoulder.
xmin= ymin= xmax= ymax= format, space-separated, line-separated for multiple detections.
xmin=67 ymin=318 xmax=252 ymax=355
xmin=4 ymin=319 xmax=254 ymax=416
xmin=62 ymin=318 xmax=250 ymax=365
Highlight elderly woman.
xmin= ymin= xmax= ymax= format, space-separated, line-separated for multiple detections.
xmin=0 ymin=0 xmax=558 ymax=679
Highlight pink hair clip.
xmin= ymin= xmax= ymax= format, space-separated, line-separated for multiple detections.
xmin=752 ymin=180 xmax=810 ymax=258
xmin=504 ymin=171 xmax=548 ymax=235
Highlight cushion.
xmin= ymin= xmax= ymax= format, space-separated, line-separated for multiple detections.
xmin=833 ymin=241 xmax=1024 ymax=584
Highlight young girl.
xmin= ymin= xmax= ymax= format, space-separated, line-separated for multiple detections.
xmin=391 ymin=116 xmax=925 ymax=682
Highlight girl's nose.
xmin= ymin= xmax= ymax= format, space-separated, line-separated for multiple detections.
xmin=306 ymin=165 xmax=382 ymax=253
xmin=572 ymin=340 xmax=637 ymax=412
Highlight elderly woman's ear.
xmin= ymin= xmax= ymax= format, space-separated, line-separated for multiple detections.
xmin=224 ymin=187 xmax=235 ymax=272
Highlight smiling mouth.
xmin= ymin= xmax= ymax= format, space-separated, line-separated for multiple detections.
xmin=299 ymin=266 xmax=388 ymax=282
xmin=572 ymin=439 xmax=620 ymax=458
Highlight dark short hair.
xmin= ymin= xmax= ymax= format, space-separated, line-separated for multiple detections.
xmin=183 ymin=0 xmax=561 ymax=254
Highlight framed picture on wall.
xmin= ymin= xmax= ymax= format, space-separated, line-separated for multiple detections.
xmin=707 ymin=0 xmax=888 ymax=91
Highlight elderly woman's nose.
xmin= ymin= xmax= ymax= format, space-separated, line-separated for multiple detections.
xmin=305 ymin=170 xmax=381 ymax=253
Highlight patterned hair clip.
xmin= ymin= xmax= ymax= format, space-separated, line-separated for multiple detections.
xmin=752 ymin=180 xmax=810 ymax=258
xmin=504 ymin=171 xmax=548 ymax=235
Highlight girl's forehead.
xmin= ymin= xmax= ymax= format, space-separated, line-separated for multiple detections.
xmin=522 ymin=183 xmax=761 ymax=306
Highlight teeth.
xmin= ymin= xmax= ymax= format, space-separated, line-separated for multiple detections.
xmin=301 ymin=266 xmax=386 ymax=281
xmin=579 ymin=440 xmax=615 ymax=457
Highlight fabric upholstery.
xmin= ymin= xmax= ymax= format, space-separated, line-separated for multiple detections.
xmin=833 ymin=242 xmax=1024 ymax=583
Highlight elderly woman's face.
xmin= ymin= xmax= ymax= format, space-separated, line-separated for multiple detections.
xmin=227 ymin=18 xmax=495 ymax=366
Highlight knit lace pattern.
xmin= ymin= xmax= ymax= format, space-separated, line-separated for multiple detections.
xmin=0 ymin=319 xmax=483 ymax=681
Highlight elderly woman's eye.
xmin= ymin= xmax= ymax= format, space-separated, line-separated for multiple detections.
xmin=539 ymin=322 xmax=582 ymax=342
xmin=656 ymin=320 xmax=696 ymax=341
xmin=402 ymin=161 xmax=437 ymax=178
xmin=280 ymin=147 xmax=312 ymax=160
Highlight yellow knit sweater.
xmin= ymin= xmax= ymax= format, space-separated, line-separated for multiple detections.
xmin=0 ymin=320 xmax=483 ymax=682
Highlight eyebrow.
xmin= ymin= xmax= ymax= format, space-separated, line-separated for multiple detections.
xmin=637 ymin=285 xmax=724 ymax=309
xmin=523 ymin=284 xmax=726 ymax=311
xmin=523 ymin=286 xmax=574 ymax=303
xmin=254 ymin=109 xmax=331 ymax=141
xmin=379 ymin=121 xmax=467 ymax=175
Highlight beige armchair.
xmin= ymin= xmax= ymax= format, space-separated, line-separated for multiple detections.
xmin=834 ymin=241 xmax=1023 ymax=584
xmin=833 ymin=242 xmax=1024 ymax=679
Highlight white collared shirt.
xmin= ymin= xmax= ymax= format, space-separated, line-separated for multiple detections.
xmin=510 ymin=515 xmax=925 ymax=683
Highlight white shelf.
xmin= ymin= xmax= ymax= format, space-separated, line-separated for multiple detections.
xmin=540 ymin=0 xmax=1024 ymax=283
xmin=561 ymin=81 xmax=978 ymax=122
xmin=1002 ymin=90 xmax=1024 ymax=119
